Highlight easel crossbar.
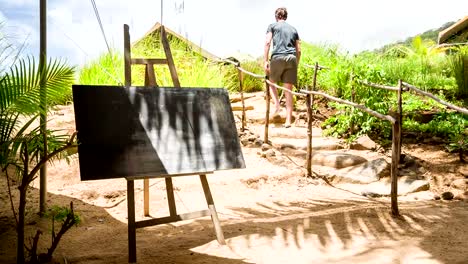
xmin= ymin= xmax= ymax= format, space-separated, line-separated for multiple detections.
xmin=135 ymin=209 xmax=211 ymax=228
xmin=131 ymin=58 xmax=168 ymax=65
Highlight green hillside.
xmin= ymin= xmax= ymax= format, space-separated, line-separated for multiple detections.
xmin=375 ymin=21 xmax=456 ymax=53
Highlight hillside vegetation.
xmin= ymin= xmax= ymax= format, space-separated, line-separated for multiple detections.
xmin=78 ymin=20 xmax=467 ymax=157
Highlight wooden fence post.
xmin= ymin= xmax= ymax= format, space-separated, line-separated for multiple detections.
xmin=389 ymin=80 xmax=404 ymax=216
xmin=238 ymin=66 xmax=246 ymax=131
xmin=350 ymin=73 xmax=356 ymax=134
xmin=124 ymin=24 xmax=131 ymax=87
xmin=306 ymin=63 xmax=319 ymax=177
xmin=264 ymin=79 xmax=270 ymax=144
xmin=390 ymin=118 xmax=401 ymax=216
xmin=397 ymin=79 xmax=403 ymax=163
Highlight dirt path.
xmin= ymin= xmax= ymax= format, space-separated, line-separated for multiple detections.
xmin=1 ymin=96 xmax=467 ymax=263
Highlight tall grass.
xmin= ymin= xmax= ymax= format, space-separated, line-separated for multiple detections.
xmin=131 ymin=32 xmax=224 ymax=87
xmin=78 ymin=50 xmax=124 ymax=85
xmin=78 ymin=32 xmax=225 ymax=88
xmin=450 ymin=46 xmax=468 ymax=100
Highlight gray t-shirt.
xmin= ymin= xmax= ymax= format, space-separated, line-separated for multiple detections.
xmin=266 ymin=21 xmax=300 ymax=58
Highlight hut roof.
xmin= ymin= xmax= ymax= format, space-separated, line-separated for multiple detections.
xmin=438 ymin=16 xmax=468 ymax=44
xmin=132 ymin=22 xmax=220 ymax=61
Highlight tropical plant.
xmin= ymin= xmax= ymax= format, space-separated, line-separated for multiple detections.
xmin=0 ymin=55 xmax=77 ymax=263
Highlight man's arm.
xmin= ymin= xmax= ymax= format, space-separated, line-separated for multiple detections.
xmin=264 ymin=32 xmax=272 ymax=73
xmin=295 ymin=39 xmax=301 ymax=64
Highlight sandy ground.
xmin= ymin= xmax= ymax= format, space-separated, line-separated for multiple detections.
xmin=1 ymin=96 xmax=467 ymax=264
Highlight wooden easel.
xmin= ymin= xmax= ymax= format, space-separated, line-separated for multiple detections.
xmin=123 ymin=24 xmax=225 ymax=263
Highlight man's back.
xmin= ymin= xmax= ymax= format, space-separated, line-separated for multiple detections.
xmin=267 ymin=21 xmax=299 ymax=58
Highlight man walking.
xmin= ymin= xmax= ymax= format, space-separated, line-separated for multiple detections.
xmin=264 ymin=7 xmax=301 ymax=128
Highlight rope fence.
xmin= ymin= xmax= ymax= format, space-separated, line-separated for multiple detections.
xmin=402 ymin=82 xmax=468 ymax=115
xmin=221 ymin=58 xmax=467 ymax=216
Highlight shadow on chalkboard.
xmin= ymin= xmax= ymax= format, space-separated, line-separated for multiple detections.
xmin=72 ymin=86 xmax=245 ymax=181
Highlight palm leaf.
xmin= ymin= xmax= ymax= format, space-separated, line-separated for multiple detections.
xmin=0 ymin=56 xmax=75 ymax=115
xmin=0 ymin=56 xmax=75 ymax=168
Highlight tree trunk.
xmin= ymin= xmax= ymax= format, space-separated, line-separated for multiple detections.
xmin=17 ymin=187 xmax=27 ymax=264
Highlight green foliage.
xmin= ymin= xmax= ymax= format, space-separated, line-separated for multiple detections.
xmin=78 ymin=50 xmax=123 ymax=85
xmin=449 ymin=46 xmax=468 ymax=99
xmin=377 ymin=21 xmax=455 ymax=53
xmin=446 ymin=131 xmax=468 ymax=162
xmin=299 ymin=36 xmax=465 ymax=142
xmin=402 ymin=93 xmax=438 ymax=112
xmin=47 ymin=204 xmax=81 ymax=225
xmin=1 ymin=57 xmax=75 ymax=156
xmin=403 ymin=112 xmax=467 ymax=138
xmin=1 ymin=31 xmax=77 ymax=261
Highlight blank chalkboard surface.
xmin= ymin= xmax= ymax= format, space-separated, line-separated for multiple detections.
xmin=72 ymin=85 xmax=245 ymax=181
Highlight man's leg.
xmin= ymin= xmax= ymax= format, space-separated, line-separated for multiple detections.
xmin=269 ymin=84 xmax=281 ymax=114
xmin=283 ymin=83 xmax=293 ymax=126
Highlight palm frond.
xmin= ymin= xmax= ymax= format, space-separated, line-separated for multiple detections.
xmin=0 ymin=56 xmax=75 ymax=115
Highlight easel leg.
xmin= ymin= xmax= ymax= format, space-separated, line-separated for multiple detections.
xmin=165 ymin=177 xmax=177 ymax=216
xmin=199 ymin=174 xmax=226 ymax=245
xmin=144 ymin=179 xmax=149 ymax=216
xmin=127 ymin=180 xmax=137 ymax=263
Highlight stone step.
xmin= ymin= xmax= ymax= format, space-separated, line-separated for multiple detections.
xmin=273 ymin=137 xmax=343 ymax=152
xmin=247 ymin=126 xmax=324 ymax=139
xmin=320 ymin=158 xmax=390 ymax=183
xmin=337 ymin=176 xmax=430 ymax=196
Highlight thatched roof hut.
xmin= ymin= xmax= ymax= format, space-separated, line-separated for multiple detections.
xmin=132 ymin=22 xmax=220 ymax=61
xmin=438 ymin=16 xmax=468 ymax=44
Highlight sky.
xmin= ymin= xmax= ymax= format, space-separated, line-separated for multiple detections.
xmin=1 ymin=0 xmax=467 ymax=68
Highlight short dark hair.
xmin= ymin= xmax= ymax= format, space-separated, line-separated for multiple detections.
xmin=275 ymin=7 xmax=288 ymax=20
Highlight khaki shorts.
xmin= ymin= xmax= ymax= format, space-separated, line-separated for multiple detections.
xmin=269 ymin=54 xmax=298 ymax=85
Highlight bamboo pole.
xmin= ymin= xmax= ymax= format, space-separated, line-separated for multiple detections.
xmin=39 ymin=0 xmax=47 ymax=216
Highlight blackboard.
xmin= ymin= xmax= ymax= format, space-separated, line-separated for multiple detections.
xmin=72 ymin=85 xmax=245 ymax=181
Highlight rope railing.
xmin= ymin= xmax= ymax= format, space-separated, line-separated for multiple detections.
xmin=303 ymin=63 xmax=328 ymax=70
xmin=222 ymin=56 xmax=468 ymax=215
xmin=237 ymin=67 xmax=265 ymax=79
xmin=266 ymin=79 xmax=306 ymax=97
xmin=221 ymin=58 xmax=408 ymax=215
xmin=402 ymin=82 xmax=468 ymax=115
xmin=357 ymin=80 xmax=403 ymax=92
xmin=300 ymin=89 xmax=396 ymax=123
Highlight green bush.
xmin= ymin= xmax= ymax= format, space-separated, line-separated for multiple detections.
xmin=449 ymin=46 xmax=468 ymax=100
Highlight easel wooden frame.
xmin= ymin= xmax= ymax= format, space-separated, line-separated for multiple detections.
xmin=123 ymin=24 xmax=225 ymax=263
